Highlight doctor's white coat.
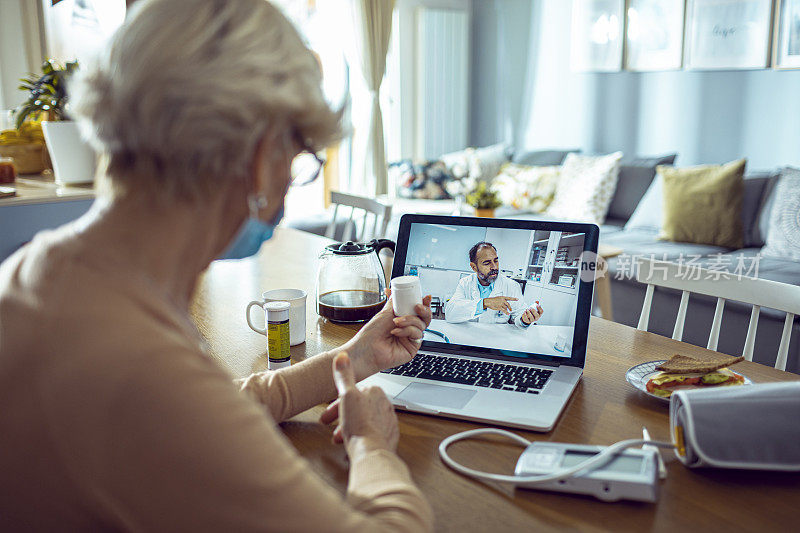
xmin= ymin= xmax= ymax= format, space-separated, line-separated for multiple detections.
xmin=444 ymin=273 xmax=530 ymax=328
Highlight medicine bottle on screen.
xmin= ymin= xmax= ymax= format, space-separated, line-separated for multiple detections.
xmin=266 ymin=301 xmax=291 ymax=370
xmin=391 ymin=275 xmax=422 ymax=317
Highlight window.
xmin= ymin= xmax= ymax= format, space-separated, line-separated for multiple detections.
xmin=42 ymin=0 xmax=126 ymax=64
xmin=40 ymin=0 xmax=387 ymax=218
xmin=273 ymin=0 xmax=354 ymax=218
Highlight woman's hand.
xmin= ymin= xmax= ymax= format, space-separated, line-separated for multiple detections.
xmin=343 ymin=292 xmax=432 ymax=381
xmin=323 ymin=352 xmax=399 ymax=453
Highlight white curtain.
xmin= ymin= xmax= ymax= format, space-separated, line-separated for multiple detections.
xmin=351 ymin=0 xmax=395 ymax=196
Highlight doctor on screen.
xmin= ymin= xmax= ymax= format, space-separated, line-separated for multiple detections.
xmin=445 ymin=242 xmax=544 ymax=327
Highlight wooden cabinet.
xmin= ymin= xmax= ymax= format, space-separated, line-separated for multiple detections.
xmin=525 ymin=230 xmax=581 ymax=295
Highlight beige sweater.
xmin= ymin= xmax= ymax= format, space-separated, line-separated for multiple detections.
xmin=0 ymin=227 xmax=433 ymax=531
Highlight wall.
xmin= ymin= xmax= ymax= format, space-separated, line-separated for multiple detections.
xmin=471 ymin=0 xmax=800 ymax=170
xmin=406 ymin=222 xmax=485 ymax=268
xmin=469 ymin=0 xmax=533 ymax=148
xmin=391 ymin=0 xmax=474 ymax=161
xmin=485 ymin=226 xmax=530 ymax=277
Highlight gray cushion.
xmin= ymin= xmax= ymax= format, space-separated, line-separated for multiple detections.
xmin=762 ymin=167 xmax=800 ymax=260
xmin=741 ymin=171 xmax=777 ymax=248
xmin=606 ymin=154 xmax=677 ymax=222
xmin=624 ymin=174 xmax=664 ymax=231
xmin=759 ymin=175 xmax=780 ymax=245
xmin=512 ymin=149 xmax=580 ymax=166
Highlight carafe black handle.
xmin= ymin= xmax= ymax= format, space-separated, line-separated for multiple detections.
xmin=369 ymin=238 xmax=395 ymax=257
xmin=370 ymin=239 xmax=395 ymax=289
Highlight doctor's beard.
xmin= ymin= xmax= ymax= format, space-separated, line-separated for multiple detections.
xmin=478 ymin=269 xmax=499 ymax=283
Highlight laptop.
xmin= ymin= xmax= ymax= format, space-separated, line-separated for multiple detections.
xmin=360 ymin=214 xmax=599 ymax=431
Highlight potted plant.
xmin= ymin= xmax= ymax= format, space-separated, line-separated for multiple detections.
xmin=16 ymin=59 xmax=78 ymax=127
xmin=16 ymin=60 xmax=95 ymax=185
xmin=466 ymin=181 xmax=502 ymax=217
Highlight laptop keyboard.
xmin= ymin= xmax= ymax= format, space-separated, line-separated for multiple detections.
xmin=381 ymin=353 xmax=553 ymax=394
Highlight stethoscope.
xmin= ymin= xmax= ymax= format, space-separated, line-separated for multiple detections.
xmin=424 ymin=329 xmax=450 ymax=343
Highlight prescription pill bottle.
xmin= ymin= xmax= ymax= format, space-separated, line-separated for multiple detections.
xmin=391 ymin=275 xmax=422 ymax=317
xmin=266 ymin=301 xmax=291 ymax=370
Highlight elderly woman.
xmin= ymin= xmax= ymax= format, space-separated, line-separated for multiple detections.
xmin=0 ymin=0 xmax=434 ymax=530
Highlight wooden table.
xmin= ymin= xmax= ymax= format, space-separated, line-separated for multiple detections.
xmin=191 ymin=227 xmax=800 ymax=532
xmin=0 ymin=172 xmax=94 ymax=207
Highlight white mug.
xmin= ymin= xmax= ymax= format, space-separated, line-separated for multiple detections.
xmin=247 ymin=289 xmax=307 ymax=346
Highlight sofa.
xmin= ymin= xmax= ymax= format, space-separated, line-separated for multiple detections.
xmin=597 ymin=166 xmax=800 ymax=374
xmin=387 ymin=149 xmax=800 ymax=374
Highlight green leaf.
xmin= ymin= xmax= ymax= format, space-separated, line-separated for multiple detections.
xmin=15 ymin=105 xmax=33 ymax=130
xmin=16 ymin=59 xmax=80 ymax=123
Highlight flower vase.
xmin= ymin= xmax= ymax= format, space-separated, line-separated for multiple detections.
xmin=475 ymin=208 xmax=495 ymax=218
xmin=42 ymin=121 xmax=96 ymax=185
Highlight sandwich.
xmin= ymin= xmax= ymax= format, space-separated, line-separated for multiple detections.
xmin=646 ymin=354 xmax=745 ymax=398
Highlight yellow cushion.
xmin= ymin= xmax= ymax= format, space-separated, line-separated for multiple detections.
xmin=659 ymin=159 xmax=745 ymax=248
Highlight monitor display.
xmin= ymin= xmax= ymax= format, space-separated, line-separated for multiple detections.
xmin=399 ymin=220 xmax=594 ymax=361
xmin=560 ymin=451 xmax=644 ymax=474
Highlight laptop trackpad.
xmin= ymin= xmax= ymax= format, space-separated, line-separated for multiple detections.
xmin=395 ymin=382 xmax=476 ymax=410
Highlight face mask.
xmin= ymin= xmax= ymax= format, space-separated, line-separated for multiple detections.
xmin=218 ymin=195 xmax=283 ymax=260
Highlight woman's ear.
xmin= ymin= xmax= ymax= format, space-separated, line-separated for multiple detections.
xmin=249 ymin=129 xmax=291 ymax=218
xmin=250 ymin=134 xmax=273 ymax=197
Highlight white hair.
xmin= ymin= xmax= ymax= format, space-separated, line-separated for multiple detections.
xmin=71 ymin=0 xmax=341 ymax=199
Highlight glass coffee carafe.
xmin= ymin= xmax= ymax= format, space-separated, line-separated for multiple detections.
xmin=316 ymin=239 xmax=395 ymax=323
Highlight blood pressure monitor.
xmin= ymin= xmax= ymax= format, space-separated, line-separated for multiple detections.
xmin=515 ymin=442 xmax=660 ymax=502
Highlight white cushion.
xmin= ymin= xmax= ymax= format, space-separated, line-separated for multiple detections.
xmin=492 ymin=164 xmax=559 ymax=212
xmin=624 ymin=173 xmax=664 ymax=231
xmin=440 ymin=143 xmax=510 ymax=181
xmin=468 ymin=143 xmax=511 ymax=181
xmin=439 ymin=148 xmax=472 ymax=178
xmin=545 ymin=152 xmax=622 ymax=224
xmin=762 ymin=167 xmax=800 ymax=261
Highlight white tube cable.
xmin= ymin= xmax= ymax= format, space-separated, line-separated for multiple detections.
xmin=439 ymin=428 xmax=675 ymax=486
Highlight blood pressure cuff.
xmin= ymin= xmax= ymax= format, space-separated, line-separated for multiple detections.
xmin=669 ymin=382 xmax=800 ymax=471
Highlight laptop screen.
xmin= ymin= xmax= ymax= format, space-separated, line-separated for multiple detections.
xmin=392 ymin=215 xmax=599 ymax=368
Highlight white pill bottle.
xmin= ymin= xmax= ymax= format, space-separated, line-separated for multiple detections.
xmin=390 ymin=275 xmax=422 ymax=317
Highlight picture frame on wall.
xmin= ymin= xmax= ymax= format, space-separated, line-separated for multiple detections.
xmin=774 ymin=0 xmax=800 ymax=68
xmin=684 ymin=0 xmax=774 ymax=70
xmin=625 ymin=0 xmax=686 ymax=71
xmin=570 ymin=0 xmax=625 ymax=72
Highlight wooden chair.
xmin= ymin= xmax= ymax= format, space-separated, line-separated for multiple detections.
xmin=325 ymin=191 xmax=392 ymax=242
xmin=635 ymin=257 xmax=800 ymax=371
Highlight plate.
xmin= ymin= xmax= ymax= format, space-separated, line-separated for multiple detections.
xmin=625 ymin=360 xmax=752 ymax=402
